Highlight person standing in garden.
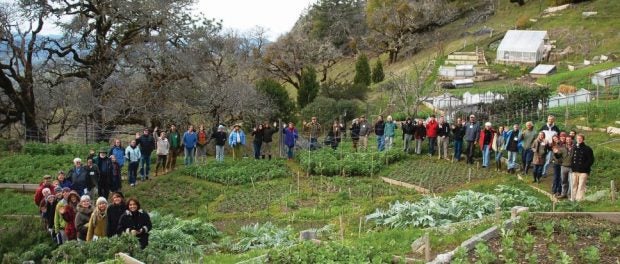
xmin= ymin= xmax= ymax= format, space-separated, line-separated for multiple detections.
xmin=262 ymin=122 xmax=277 ymax=160
xmin=555 ymin=136 xmax=574 ymax=199
xmin=451 ymin=118 xmax=465 ymax=161
xmin=87 ymin=197 xmax=108 ymax=241
xmin=384 ymin=115 xmax=396 ymax=151
xmin=155 ymin=131 xmax=169 ymax=176
xmin=182 ymin=125 xmax=198 ymax=165
xmin=125 ymin=140 xmax=141 ymax=187
xmin=135 ymin=128 xmax=156 ymax=181
xmin=402 ymin=117 xmax=415 ymax=154
xmin=109 ymin=155 xmax=121 ymax=192
xmin=84 ymin=158 xmax=99 ymax=198
xmin=34 ymin=175 xmax=54 ymax=206
xmin=425 ymin=115 xmax=438 ymax=157
xmin=67 ymin=158 xmax=94 ymax=196
xmin=350 ymin=118 xmax=361 ymax=152
xmin=60 ymin=191 xmax=80 ymax=241
xmin=437 ymin=115 xmax=450 ymax=160
xmin=94 ymin=148 xmax=113 ymax=200
xmin=328 ymin=120 xmax=344 ymax=150
xmin=212 ymin=125 xmax=227 ymax=162
xmin=283 ymin=122 xmax=298 ymax=160
xmin=358 ymin=116 xmax=371 ymax=151
xmin=304 ymin=117 xmax=321 ymax=150
xmin=228 ymin=124 xmax=246 ymax=160
xmin=492 ymin=126 xmax=506 ymax=171
xmin=520 ymin=121 xmax=537 ymax=174
xmin=374 ymin=115 xmax=385 ymax=151
xmin=531 ymin=132 xmax=549 ymax=183
xmin=118 ymin=198 xmax=152 ymax=249
xmin=504 ymin=124 xmax=521 ymax=174
xmin=540 ymin=115 xmax=560 ymax=177
xmin=196 ymin=125 xmax=209 ymax=165
xmin=108 ymin=139 xmax=125 ymax=174
xmin=571 ymin=134 xmax=594 ymax=201
xmin=464 ymin=115 xmax=480 ymax=165
xmin=479 ymin=122 xmax=495 ymax=168
xmin=251 ymin=124 xmax=265 ymax=159
xmin=106 ymin=192 xmax=126 ymax=237
xmin=414 ymin=119 xmax=426 ymax=155
xmin=56 ymin=171 xmax=72 ymax=189
xmin=550 ymin=135 xmax=563 ymax=196
xmin=54 ymin=188 xmax=71 ymax=244
xmin=166 ymin=124 xmax=181 ymax=171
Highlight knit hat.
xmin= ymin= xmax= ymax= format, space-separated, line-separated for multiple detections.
xmin=80 ymin=195 xmax=91 ymax=202
xmin=62 ymin=187 xmax=71 ymax=193
xmin=54 ymin=186 xmax=63 ymax=193
xmin=218 ymin=125 xmax=225 ymax=130
xmin=96 ymin=197 xmax=108 ymax=205
xmin=99 ymin=148 xmax=108 ymax=153
xmin=485 ymin=122 xmax=492 ymax=127
xmin=43 ymin=175 xmax=52 ymax=180
xmin=46 ymin=194 xmax=55 ymax=202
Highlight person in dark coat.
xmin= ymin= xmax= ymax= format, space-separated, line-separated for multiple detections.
xmin=118 ymin=198 xmax=152 ymax=249
xmin=106 ymin=192 xmax=127 ymax=237
xmin=262 ymin=122 xmax=277 ymax=160
xmin=67 ymin=158 xmax=94 ymax=196
xmin=110 ymin=155 xmax=122 ymax=192
xmin=451 ymin=118 xmax=466 ymax=161
xmin=60 ymin=191 xmax=80 ymax=240
xmin=282 ymin=122 xmax=298 ymax=160
xmin=136 ymin=128 xmax=156 ymax=180
xmin=571 ymin=134 xmax=594 ymax=201
xmin=401 ymin=118 xmax=415 ymax=154
xmin=413 ymin=119 xmax=426 ymax=155
xmin=95 ymin=148 xmax=113 ymax=199
xmin=211 ymin=125 xmax=227 ymax=162
xmin=75 ymin=195 xmax=93 ymax=241
xmin=374 ymin=115 xmax=385 ymax=151
xmin=350 ymin=119 xmax=361 ymax=152
xmin=251 ymin=124 xmax=265 ymax=159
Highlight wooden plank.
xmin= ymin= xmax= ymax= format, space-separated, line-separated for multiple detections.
xmin=115 ymin=253 xmax=144 ymax=264
xmin=0 ymin=183 xmax=38 ymax=192
xmin=532 ymin=212 xmax=620 ymax=224
xmin=380 ymin=177 xmax=430 ymax=194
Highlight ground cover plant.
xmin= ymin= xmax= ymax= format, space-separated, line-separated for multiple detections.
xmin=184 ymin=159 xmax=291 ymax=185
xmin=265 ymin=240 xmax=392 ymax=264
xmin=297 ymin=148 xmax=406 ymax=176
xmin=454 ymin=213 xmax=620 ymax=264
xmin=366 ymin=185 xmax=543 ymax=229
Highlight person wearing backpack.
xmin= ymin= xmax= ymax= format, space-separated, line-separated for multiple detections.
xmin=196 ymin=125 xmax=209 ymax=165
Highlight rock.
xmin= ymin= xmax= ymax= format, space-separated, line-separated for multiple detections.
xmin=601 ymin=55 xmax=609 ymax=61
xmin=529 ymin=18 xmax=538 ymax=22
xmin=299 ymin=230 xmax=317 ymax=240
xmin=411 ymin=236 xmax=426 ymax=254
xmin=568 ymin=65 xmax=576 ymax=71
xmin=511 ymin=206 xmax=529 ymax=218
xmin=584 ymin=60 xmax=591 ymax=65
xmin=593 ymin=56 xmax=600 ymax=61
xmin=582 ymin=11 xmax=598 ymax=17
xmin=607 ymin=127 xmax=620 ymax=135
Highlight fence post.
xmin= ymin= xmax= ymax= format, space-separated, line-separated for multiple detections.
xmin=611 ymin=180 xmax=617 ymax=201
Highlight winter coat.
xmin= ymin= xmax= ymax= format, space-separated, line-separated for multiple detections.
xmin=504 ymin=130 xmax=521 ymax=152
xmin=75 ymin=204 xmax=93 ymax=241
xmin=62 ymin=203 xmax=77 ymax=240
xmin=106 ymin=203 xmax=127 ymax=237
xmin=414 ymin=124 xmax=426 ymax=140
xmin=437 ymin=122 xmax=450 ymax=138
xmin=492 ymin=131 xmax=505 ymax=152
xmin=531 ymin=139 xmax=549 ymax=165
xmin=118 ymin=209 xmax=152 ymax=249
xmin=283 ymin=128 xmax=298 ymax=147
xmin=305 ymin=122 xmax=321 ymax=139
xmin=452 ymin=124 xmax=465 ymax=141
xmin=211 ymin=131 xmax=227 ymax=146
xmin=425 ymin=120 xmax=439 ymax=138
xmin=167 ymin=131 xmax=181 ymax=149
xmin=464 ymin=122 xmax=481 ymax=142
xmin=519 ymin=129 xmax=538 ymax=150
xmin=350 ymin=123 xmax=361 ymax=140
xmin=109 ymin=146 xmax=126 ymax=167
xmin=402 ymin=121 xmax=415 ymax=135
xmin=110 ymin=161 xmax=121 ymax=191
xmin=87 ymin=208 xmax=107 ymax=241
xmin=182 ymin=131 xmax=198 ymax=149
xmin=262 ymin=127 xmax=277 ymax=143
xmin=34 ymin=182 xmax=54 ymax=206
xmin=479 ymin=129 xmax=495 ymax=150
xmin=539 ymin=123 xmax=561 ymax=134
xmin=136 ymin=134 xmax=156 ymax=156
xmin=374 ymin=121 xmax=385 ymax=136
xmin=384 ymin=121 xmax=396 ymax=137
xmin=95 ymin=156 xmax=113 ymax=190
xmin=84 ymin=164 xmax=100 ymax=192
xmin=572 ymin=143 xmax=594 ymax=173
xmin=43 ymin=198 xmax=57 ymax=229
xmin=156 ymin=137 xmax=170 ymax=155
xmin=228 ymin=130 xmax=247 ymax=147
xmin=125 ymin=145 xmax=141 ymax=163
xmin=54 ymin=199 xmax=67 ymax=233
xmin=57 ymin=179 xmax=72 ymax=189
xmin=67 ymin=166 xmax=94 ymax=196
xmin=358 ymin=121 xmax=371 ymax=137
xmin=197 ymin=130 xmax=209 ymax=146
xmin=252 ymin=128 xmax=264 ymax=143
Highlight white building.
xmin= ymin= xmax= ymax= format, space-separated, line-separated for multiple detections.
xmin=496 ymin=30 xmax=550 ymax=65
xmin=591 ymin=67 xmax=620 ymax=87
xmin=462 ymin=91 xmax=505 ymax=105
xmin=439 ymin=65 xmax=476 ymax=80
xmin=530 ymin=64 xmax=557 ymax=78
xmin=429 ymin=93 xmax=463 ymax=109
xmin=547 ymin=88 xmax=592 ymax=108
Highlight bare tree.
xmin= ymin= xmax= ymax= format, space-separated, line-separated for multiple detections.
xmin=385 ymin=61 xmax=434 ymax=117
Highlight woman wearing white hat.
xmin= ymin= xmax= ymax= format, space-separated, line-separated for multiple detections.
xmin=87 ymin=197 xmax=108 ymax=241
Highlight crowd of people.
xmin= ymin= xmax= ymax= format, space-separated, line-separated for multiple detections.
xmin=31 ymin=113 xmax=595 ymax=248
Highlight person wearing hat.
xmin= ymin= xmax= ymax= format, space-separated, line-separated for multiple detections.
xmin=211 ymin=125 xmax=227 ymax=162
xmin=34 ymin=175 xmax=54 ymax=206
xmin=56 ymin=171 xmax=72 ymax=189
xmin=182 ymin=125 xmax=198 ymax=165
xmin=87 ymin=197 xmax=108 ymax=241
xmin=228 ymin=124 xmax=246 ymax=160
xmin=75 ymin=195 xmax=93 ymax=241
xmin=94 ymin=148 xmax=113 ymax=200
xmin=106 ymin=192 xmax=126 ymax=237
xmin=54 ymin=187 xmax=72 ymax=244
xmin=60 ymin=190 xmax=80 ymax=240
xmin=136 ymin=127 xmax=156 ymax=180
xmin=478 ymin=122 xmax=495 ymax=168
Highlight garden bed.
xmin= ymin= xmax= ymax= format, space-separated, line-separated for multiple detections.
xmin=184 ymin=159 xmax=291 ymax=185
xmin=297 ymin=148 xmax=406 ymax=177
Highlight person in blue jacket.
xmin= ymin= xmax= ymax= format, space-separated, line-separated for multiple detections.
xmin=228 ymin=124 xmax=246 ymax=160
xmin=282 ymin=122 xmax=298 ymax=160
xmin=182 ymin=125 xmax=198 ymax=165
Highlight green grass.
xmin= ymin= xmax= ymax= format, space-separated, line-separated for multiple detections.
xmin=0 ymin=190 xmax=38 ymax=216
xmin=547 ymin=99 xmax=620 ymax=128
xmin=537 ymin=62 xmax=620 ymax=89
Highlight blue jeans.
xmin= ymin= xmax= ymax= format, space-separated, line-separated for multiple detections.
xmin=184 ymin=147 xmax=195 ymax=165
xmin=507 ymin=151 xmax=518 ymax=170
xmin=128 ymin=161 xmax=138 ymax=185
xmin=453 ymin=140 xmax=463 ymax=160
xmin=309 ymin=138 xmax=318 ymax=150
xmin=533 ymin=164 xmax=543 ymax=182
xmin=482 ymin=145 xmax=491 ymax=167
xmin=542 ymin=151 xmax=552 ymax=176
xmin=428 ymin=137 xmax=437 ymax=155
xmin=287 ymin=145 xmax=294 ymax=159
xmin=215 ymin=145 xmax=224 ymax=161
xmin=522 ymin=149 xmax=533 ymax=172
xmin=253 ymin=141 xmax=262 ymax=159
xmin=139 ymin=154 xmax=151 ymax=180
xmin=376 ymin=135 xmax=385 ymax=151
xmin=552 ymin=164 xmax=562 ymax=194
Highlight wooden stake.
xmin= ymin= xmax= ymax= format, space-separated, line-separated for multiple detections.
xmin=468 ymin=168 xmax=472 ymax=183
xmin=358 ymin=216 xmax=363 ymax=237
xmin=424 ymin=233 xmax=431 ymax=262
xmin=611 ymin=180 xmax=617 ymax=201
xmin=339 ymin=215 xmax=344 ymax=241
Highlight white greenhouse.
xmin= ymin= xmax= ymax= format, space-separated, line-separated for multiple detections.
xmin=496 ymin=30 xmax=549 ymax=65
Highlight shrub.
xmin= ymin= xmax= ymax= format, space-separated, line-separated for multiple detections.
xmin=228 ymin=222 xmax=295 ymax=253
xmin=266 ymin=241 xmax=392 ymax=263
xmin=515 ymin=14 xmax=531 ymax=29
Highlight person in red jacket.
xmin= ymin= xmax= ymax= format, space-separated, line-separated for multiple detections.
xmin=425 ymin=115 xmax=439 ymax=156
xmin=60 ymin=191 xmax=80 ymax=240
xmin=478 ymin=122 xmax=495 ymax=168
xmin=34 ymin=175 xmax=55 ymax=207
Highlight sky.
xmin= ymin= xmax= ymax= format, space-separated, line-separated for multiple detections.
xmin=198 ymin=0 xmax=316 ymax=40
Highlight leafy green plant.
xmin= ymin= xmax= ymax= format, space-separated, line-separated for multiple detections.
xmin=599 ymin=231 xmax=611 ymax=245
xmin=229 ymin=222 xmax=295 ymax=253
xmin=522 ymin=233 xmax=536 ymax=252
xmin=265 ymin=241 xmax=391 ymax=263
xmin=451 ymin=246 xmax=470 ymax=264
xmin=298 ymin=148 xmax=405 ymax=176
xmin=580 ymin=246 xmax=600 ymax=264
xmin=556 ymin=250 xmax=573 ymax=264
xmin=542 ymin=221 xmax=555 ymax=241
xmin=473 ymin=242 xmax=496 ymax=264
xmin=568 ymin=233 xmax=578 ymax=247
xmin=184 ymin=159 xmax=290 ymax=185
xmin=548 ymin=243 xmax=560 ymax=259
xmin=525 ymin=253 xmax=539 ymax=264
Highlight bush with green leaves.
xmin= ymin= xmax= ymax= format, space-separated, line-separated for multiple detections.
xmin=227 ymin=222 xmax=295 ymax=253
xmin=265 ymin=241 xmax=392 ymax=264
xmin=366 ymin=186 xmax=544 ymax=228
xmin=298 ymin=148 xmax=405 ymax=176
xmin=184 ymin=159 xmax=290 ymax=185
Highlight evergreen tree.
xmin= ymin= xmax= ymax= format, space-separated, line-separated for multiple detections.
xmin=297 ymin=66 xmax=320 ymax=109
xmin=353 ymin=53 xmax=371 ymax=86
xmin=371 ymin=59 xmax=385 ymax=83
xmin=256 ymin=78 xmax=296 ymax=121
